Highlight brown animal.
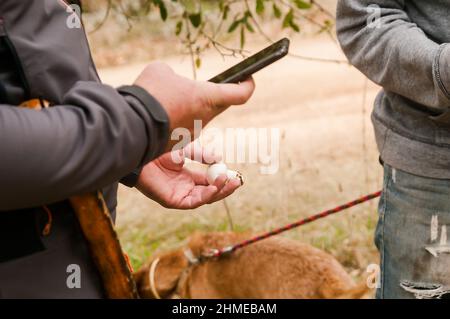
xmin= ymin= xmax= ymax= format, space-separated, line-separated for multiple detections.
xmin=134 ymin=232 xmax=369 ymax=299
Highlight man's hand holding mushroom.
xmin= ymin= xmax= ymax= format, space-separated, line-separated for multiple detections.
xmin=133 ymin=62 xmax=254 ymax=209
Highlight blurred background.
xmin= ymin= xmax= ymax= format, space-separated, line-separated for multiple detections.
xmin=82 ymin=0 xmax=382 ymax=285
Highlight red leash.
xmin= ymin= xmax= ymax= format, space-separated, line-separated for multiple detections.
xmin=205 ymin=190 xmax=382 ymax=259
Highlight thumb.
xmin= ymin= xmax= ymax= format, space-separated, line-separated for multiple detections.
xmin=201 ymin=77 xmax=255 ymax=108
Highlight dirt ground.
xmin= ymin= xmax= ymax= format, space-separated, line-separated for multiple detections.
xmin=97 ymin=35 xmax=383 ymax=288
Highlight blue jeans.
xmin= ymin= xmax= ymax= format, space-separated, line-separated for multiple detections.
xmin=376 ymin=165 xmax=450 ymax=299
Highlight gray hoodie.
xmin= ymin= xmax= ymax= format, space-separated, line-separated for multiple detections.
xmin=337 ymin=0 xmax=450 ymax=178
xmin=0 ymin=0 xmax=168 ymax=297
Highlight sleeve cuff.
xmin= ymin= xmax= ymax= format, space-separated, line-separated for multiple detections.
xmin=117 ymin=85 xmax=170 ymax=125
xmin=117 ymin=85 xmax=170 ymax=163
xmin=117 ymin=85 xmax=170 ymax=186
xmin=120 ymin=166 xmax=143 ymax=188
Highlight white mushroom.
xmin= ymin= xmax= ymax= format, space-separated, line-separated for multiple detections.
xmin=206 ymin=163 xmax=244 ymax=185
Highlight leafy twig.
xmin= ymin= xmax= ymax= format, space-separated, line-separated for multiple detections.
xmin=245 ymin=0 xmax=348 ymax=64
xmin=184 ymin=15 xmax=197 ymax=79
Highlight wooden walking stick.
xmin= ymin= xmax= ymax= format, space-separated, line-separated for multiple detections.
xmin=20 ymin=99 xmax=139 ymax=299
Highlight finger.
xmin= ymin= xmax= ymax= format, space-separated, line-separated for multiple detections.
xmin=190 ymin=169 xmax=209 ymax=186
xmin=212 ymin=174 xmax=228 ymax=190
xmin=202 ymin=76 xmax=255 ymax=108
xmin=179 ymin=185 xmax=219 ymax=209
xmin=209 ymin=178 xmax=241 ymax=203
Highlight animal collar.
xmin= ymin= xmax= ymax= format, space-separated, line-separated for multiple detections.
xmin=183 ymin=248 xmax=200 ymax=265
xmin=148 ymin=248 xmax=201 ymax=300
xmin=148 ymin=257 xmax=162 ymax=299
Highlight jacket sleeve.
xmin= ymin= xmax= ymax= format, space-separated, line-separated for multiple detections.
xmin=0 ymin=81 xmax=169 ymax=210
xmin=336 ymin=0 xmax=450 ymax=109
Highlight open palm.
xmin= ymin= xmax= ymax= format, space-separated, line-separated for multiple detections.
xmin=136 ymin=148 xmax=241 ymax=210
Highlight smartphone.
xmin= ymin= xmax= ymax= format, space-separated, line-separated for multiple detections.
xmin=209 ymin=38 xmax=290 ymax=84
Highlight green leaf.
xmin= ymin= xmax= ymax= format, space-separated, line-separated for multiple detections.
xmin=245 ymin=21 xmax=255 ymax=33
xmin=290 ymin=20 xmax=300 ymax=32
xmin=319 ymin=19 xmax=333 ymax=33
xmin=293 ymin=0 xmax=312 ymax=10
xmin=273 ymin=3 xmax=282 ymax=19
xmin=282 ymin=9 xmax=294 ymax=29
xmin=240 ymin=25 xmax=246 ymax=49
xmin=282 ymin=8 xmax=300 ymax=32
xmin=157 ymin=0 xmax=167 ymax=21
xmin=195 ymin=57 xmax=202 ymax=69
xmin=175 ymin=20 xmax=183 ymax=35
xmin=228 ymin=19 xmax=241 ymax=33
xmin=256 ymin=0 xmax=265 ymax=15
xmin=223 ymin=5 xmax=230 ymax=20
xmin=188 ymin=12 xmax=202 ymax=28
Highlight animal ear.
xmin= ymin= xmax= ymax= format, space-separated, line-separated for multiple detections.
xmin=134 ymin=250 xmax=189 ymax=299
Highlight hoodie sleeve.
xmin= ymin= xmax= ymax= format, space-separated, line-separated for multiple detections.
xmin=336 ymin=0 xmax=450 ymax=109
xmin=0 ymin=81 xmax=169 ymax=210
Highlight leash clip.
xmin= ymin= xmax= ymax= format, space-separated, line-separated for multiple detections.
xmin=202 ymin=246 xmax=234 ymax=260
xmin=183 ymin=248 xmax=200 ymax=265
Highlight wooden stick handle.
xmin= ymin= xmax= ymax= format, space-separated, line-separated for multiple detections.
xmin=70 ymin=192 xmax=139 ymax=299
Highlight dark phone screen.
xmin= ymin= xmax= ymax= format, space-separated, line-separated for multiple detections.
xmin=209 ymin=38 xmax=290 ymax=84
